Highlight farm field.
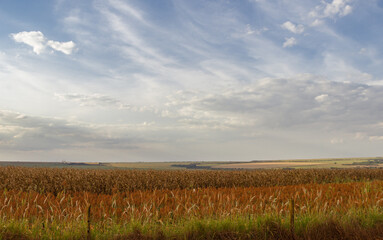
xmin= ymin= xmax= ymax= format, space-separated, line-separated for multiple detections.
xmin=101 ymin=157 xmax=383 ymax=170
xmin=1 ymin=167 xmax=383 ymax=239
xmin=103 ymin=157 xmax=383 ymax=170
xmin=211 ymin=157 xmax=383 ymax=169
xmin=2 ymin=157 xmax=382 ymax=170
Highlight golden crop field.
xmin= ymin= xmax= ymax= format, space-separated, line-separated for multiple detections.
xmin=1 ymin=181 xmax=382 ymax=222
xmin=1 ymin=167 xmax=383 ymax=239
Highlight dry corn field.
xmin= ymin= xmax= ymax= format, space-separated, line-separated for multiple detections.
xmin=2 ymin=166 xmax=383 ymax=239
xmin=1 ymin=167 xmax=383 ymax=194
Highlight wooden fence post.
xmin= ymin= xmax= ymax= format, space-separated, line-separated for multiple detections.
xmin=290 ymin=198 xmax=295 ymax=238
xmin=87 ymin=204 xmax=91 ymax=240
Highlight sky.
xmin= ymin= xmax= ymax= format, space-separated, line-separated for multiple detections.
xmin=1 ymin=0 xmax=383 ymax=162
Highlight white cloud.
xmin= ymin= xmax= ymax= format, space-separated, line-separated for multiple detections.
xmin=311 ymin=19 xmax=324 ymax=27
xmin=283 ymin=37 xmax=297 ymax=48
xmin=281 ymin=21 xmax=304 ymax=34
xmin=315 ymin=94 xmax=329 ymax=103
xmin=246 ymin=24 xmax=255 ymax=35
xmin=341 ymin=5 xmax=353 ymax=16
xmin=310 ymin=0 xmax=353 ymax=20
xmin=244 ymin=24 xmax=268 ymax=36
xmin=11 ymin=31 xmax=46 ymax=54
xmin=47 ymin=40 xmax=76 ymax=55
xmin=11 ymin=31 xmax=76 ymax=55
xmin=324 ymin=0 xmax=352 ymax=17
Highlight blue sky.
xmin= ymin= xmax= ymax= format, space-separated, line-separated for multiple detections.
xmin=1 ymin=0 xmax=383 ymax=162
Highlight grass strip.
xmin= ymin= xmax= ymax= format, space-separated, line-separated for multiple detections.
xmin=1 ymin=210 xmax=383 ymax=239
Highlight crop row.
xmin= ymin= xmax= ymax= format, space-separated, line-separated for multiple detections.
xmin=0 ymin=180 xmax=382 ymax=223
xmin=1 ymin=167 xmax=383 ymax=194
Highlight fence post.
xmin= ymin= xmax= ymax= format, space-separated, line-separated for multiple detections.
xmin=87 ymin=204 xmax=91 ymax=240
xmin=290 ymin=198 xmax=295 ymax=238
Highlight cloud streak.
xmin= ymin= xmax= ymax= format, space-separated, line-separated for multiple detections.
xmin=0 ymin=110 xmax=140 ymax=151
xmin=55 ymin=93 xmax=130 ymax=109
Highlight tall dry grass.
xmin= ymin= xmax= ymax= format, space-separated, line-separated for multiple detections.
xmin=0 ymin=181 xmax=381 ymax=222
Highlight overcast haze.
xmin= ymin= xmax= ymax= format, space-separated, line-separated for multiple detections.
xmin=1 ymin=0 xmax=383 ymax=162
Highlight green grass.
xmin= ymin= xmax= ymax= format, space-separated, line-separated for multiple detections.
xmin=2 ymin=209 xmax=383 ymax=239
